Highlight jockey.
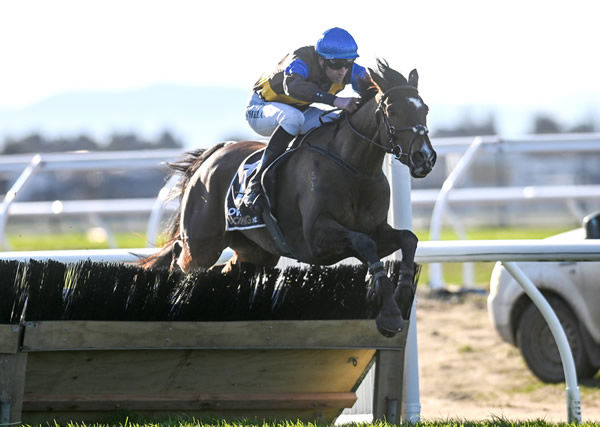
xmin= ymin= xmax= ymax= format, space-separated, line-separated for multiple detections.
xmin=243 ymin=27 xmax=369 ymax=207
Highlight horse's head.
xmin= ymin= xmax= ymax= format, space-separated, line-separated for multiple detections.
xmin=368 ymin=60 xmax=437 ymax=178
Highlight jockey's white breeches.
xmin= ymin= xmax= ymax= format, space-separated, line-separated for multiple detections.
xmin=245 ymin=92 xmax=339 ymax=137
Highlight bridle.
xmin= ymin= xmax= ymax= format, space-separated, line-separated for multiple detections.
xmin=345 ymin=85 xmax=429 ymax=162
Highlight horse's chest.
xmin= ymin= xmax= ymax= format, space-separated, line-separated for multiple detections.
xmin=353 ymin=203 xmax=387 ymax=230
xmin=300 ymin=159 xmax=389 ymax=231
xmin=331 ymin=190 xmax=388 ymax=232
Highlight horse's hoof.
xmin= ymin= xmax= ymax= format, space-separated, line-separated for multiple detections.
xmin=376 ymin=313 xmax=406 ymax=338
xmin=366 ymin=285 xmax=381 ymax=306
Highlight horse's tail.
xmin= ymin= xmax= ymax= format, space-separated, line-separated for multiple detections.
xmin=139 ymin=142 xmax=229 ymax=270
xmin=138 ymin=214 xmax=181 ymax=269
xmin=167 ymin=142 xmax=229 ymax=201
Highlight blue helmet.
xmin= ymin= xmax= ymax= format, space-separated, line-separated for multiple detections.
xmin=316 ymin=27 xmax=359 ymax=60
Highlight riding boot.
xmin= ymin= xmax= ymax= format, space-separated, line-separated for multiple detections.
xmin=242 ymin=125 xmax=295 ymax=207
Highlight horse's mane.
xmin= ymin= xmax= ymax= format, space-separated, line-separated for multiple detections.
xmin=353 ymin=59 xmax=410 ymax=110
xmin=369 ymin=59 xmax=410 ymax=91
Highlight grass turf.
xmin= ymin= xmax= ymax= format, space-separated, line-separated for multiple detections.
xmin=4 ymin=227 xmax=571 ymax=288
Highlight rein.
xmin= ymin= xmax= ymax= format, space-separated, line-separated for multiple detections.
xmin=345 ymin=85 xmax=429 ymax=162
xmin=296 ymin=130 xmax=384 ymax=180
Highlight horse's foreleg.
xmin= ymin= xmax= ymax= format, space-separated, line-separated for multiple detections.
xmin=372 ymin=224 xmax=419 ymax=319
xmin=306 ymin=218 xmax=404 ymax=337
xmin=373 ymin=224 xmax=418 ymax=273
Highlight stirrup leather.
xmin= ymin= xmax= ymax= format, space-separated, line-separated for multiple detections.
xmin=242 ymin=178 xmax=262 ymax=206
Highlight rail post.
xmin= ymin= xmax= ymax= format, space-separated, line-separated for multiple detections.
xmin=428 ymin=137 xmax=483 ymax=289
xmin=387 ymin=156 xmax=421 ymax=423
xmin=0 ymin=154 xmax=43 ymax=248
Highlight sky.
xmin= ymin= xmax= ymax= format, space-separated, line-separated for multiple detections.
xmin=1 ymin=0 xmax=599 ymax=136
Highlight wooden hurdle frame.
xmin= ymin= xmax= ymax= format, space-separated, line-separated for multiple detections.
xmin=0 ymin=319 xmax=407 ymax=425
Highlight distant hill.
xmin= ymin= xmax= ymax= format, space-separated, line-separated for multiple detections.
xmin=0 ymin=85 xmax=256 ymax=149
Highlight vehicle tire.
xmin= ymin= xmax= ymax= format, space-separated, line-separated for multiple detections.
xmin=516 ymin=296 xmax=596 ymax=383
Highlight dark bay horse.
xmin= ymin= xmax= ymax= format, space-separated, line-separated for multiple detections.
xmin=143 ymin=60 xmax=437 ymax=336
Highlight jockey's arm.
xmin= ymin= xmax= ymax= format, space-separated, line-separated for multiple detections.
xmin=285 ymin=74 xmax=359 ymax=113
xmin=283 ymin=58 xmax=358 ymax=110
xmin=284 ymin=72 xmax=338 ymax=106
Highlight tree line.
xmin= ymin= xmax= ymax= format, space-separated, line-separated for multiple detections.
xmin=433 ymin=113 xmax=597 ymax=138
xmin=1 ymin=112 xmax=597 ymax=154
xmin=1 ymin=130 xmax=183 ymax=155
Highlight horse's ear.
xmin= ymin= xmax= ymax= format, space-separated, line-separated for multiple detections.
xmin=377 ymin=58 xmax=389 ymax=74
xmin=408 ymin=69 xmax=419 ymax=88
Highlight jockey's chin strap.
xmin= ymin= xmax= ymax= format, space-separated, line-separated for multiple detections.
xmin=345 ymin=85 xmax=429 ymax=163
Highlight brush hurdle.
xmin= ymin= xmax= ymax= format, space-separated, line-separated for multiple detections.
xmin=0 ymin=257 xmax=409 ymax=425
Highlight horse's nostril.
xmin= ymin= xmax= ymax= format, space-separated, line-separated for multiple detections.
xmin=411 ymin=151 xmax=425 ymax=165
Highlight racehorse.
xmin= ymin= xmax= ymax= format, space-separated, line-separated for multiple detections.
xmin=142 ymin=60 xmax=437 ymax=336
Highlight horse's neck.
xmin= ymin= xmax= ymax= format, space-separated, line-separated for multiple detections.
xmin=329 ymin=96 xmax=386 ymax=176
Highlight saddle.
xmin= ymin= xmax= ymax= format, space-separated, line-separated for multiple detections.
xmin=225 ymin=145 xmax=295 ymax=256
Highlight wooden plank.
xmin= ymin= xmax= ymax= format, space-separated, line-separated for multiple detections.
xmin=22 ymin=320 xmax=406 ymax=351
xmin=0 ymin=352 xmax=28 ymax=425
xmin=372 ymin=349 xmax=406 ymax=424
xmin=0 ymin=324 xmax=20 ymax=354
xmin=24 ymin=349 xmax=375 ymax=395
xmin=22 ymin=392 xmax=356 ymax=411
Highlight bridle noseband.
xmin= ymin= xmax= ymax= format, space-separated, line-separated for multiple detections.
xmin=346 ymin=85 xmax=429 ymax=162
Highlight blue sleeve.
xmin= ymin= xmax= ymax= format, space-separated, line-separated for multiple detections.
xmin=285 ymin=59 xmax=310 ymax=79
xmin=351 ymin=63 xmax=368 ymax=92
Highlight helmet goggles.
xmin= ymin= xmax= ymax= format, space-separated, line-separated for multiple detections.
xmin=324 ymin=58 xmax=355 ymax=70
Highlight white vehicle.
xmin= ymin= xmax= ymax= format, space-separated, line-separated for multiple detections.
xmin=488 ymin=212 xmax=600 ymax=382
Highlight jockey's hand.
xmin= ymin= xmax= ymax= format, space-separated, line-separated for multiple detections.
xmin=334 ymin=96 xmax=360 ymax=113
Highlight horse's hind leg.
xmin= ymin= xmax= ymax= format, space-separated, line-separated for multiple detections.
xmin=176 ymin=236 xmax=226 ymax=273
xmin=169 ymin=240 xmax=182 ymax=271
xmin=223 ymin=232 xmax=280 ymax=273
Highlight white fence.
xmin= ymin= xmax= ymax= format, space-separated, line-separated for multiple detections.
xmin=0 ymin=150 xmax=180 ymax=249
xmin=0 ymin=134 xmax=599 ymax=251
xmin=427 ymin=134 xmax=600 ymax=289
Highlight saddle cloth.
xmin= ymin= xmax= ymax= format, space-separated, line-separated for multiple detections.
xmin=225 ymin=149 xmax=267 ymax=230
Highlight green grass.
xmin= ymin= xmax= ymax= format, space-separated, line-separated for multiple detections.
xmin=5 ymin=226 xmax=571 ymax=288
xmin=414 ymin=227 xmax=571 ymax=241
xmin=413 ymin=227 xmax=570 ymax=287
xmin=6 ymin=231 xmax=149 ymax=251
xmin=29 ymin=418 xmax=598 ymax=427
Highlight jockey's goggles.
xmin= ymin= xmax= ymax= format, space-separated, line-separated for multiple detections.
xmin=324 ymin=58 xmax=354 ymax=70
